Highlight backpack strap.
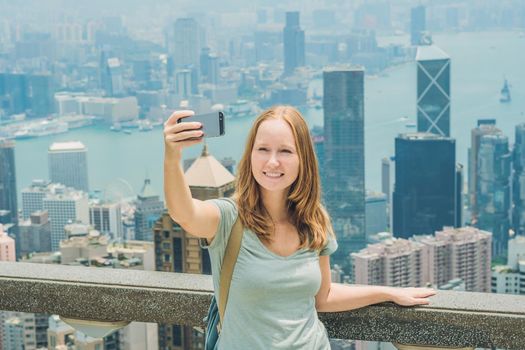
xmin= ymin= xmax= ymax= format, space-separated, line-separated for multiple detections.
xmin=217 ymin=216 xmax=243 ymax=333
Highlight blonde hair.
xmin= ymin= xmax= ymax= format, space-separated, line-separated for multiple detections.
xmin=233 ymin=105 xmax=334 ymax=251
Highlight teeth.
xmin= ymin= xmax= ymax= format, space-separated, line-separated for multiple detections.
xmin=264 ymin=172 xmax=282 ymax=177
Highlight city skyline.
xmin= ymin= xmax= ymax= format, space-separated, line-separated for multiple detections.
xmin=0 ymin=1 xmax=525 ymax=349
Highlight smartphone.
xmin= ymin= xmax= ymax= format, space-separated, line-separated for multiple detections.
xmin=177 ymin=111 xmax=225 ymax=138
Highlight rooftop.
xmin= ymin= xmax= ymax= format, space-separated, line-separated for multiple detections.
xmin=48 ymin=141 xmax=86 ymax=152
xmin=416 ymin=45 xmax=450 ymax=61
xmin=185 ymin=145 xmax=235 ymax=187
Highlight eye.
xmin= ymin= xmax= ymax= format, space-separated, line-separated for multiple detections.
xmin=280 ymin=149 xmax=292 ymax=154
xmin=258 ymin=147 xmax=268 ymax=151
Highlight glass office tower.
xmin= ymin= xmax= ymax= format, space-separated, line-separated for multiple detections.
xmin=513 ymin=123 xmax=525 ymax=236
xmin=393 ymin=133 xmax=459 ymax=239
xmin=323 ymin=67 xmax=366 ymax=270
xmin=477 ymin=133 xmax=511 ymax=259
xmin=416 ymin=45 xmax=451 ymax=137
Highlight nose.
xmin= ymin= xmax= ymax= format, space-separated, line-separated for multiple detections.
xmin=267 ymin=151 xmax=280 ymax=167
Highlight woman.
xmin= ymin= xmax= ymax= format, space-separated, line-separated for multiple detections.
xmin=163 ymin=106 xmax=436 ymax=349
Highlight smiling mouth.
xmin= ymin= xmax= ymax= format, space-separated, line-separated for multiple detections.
xmin=263 ymin=171 xmax=284 ymax=178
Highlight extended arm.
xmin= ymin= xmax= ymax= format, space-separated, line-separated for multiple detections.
xmin=315 ymin=256 xmax=436 ymax=312
xmin=163 ymin=110 xmax=220 ymax=240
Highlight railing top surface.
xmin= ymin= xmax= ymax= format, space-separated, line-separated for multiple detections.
xmin=1 ymin=261 xmax=524 ymax=349
xmin=0 ymin=261 xmax=213 ymax=292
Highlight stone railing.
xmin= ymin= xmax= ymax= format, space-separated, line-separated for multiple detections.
xmin=0 ymin=261 xmax=524 ymax=350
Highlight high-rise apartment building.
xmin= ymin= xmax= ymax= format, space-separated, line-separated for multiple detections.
xmin=411 ymin=5 xmax=426 ymax=45
xmin=323 ymin=67 xmax=366 ymax=270
xmin=477 ymin=133 xmax=512 ymax=259
xmin=415 ymin=227 xmax=492 ymax=292
xmin=0 ymin=224 xmax=15 ymax=261
xmin=513 ymin=123 xmax=525 ymax=236
xmin=48 ymin=141 xmax=89 ymax=193
xmin=283 ymin=11 xmax=305 ymax=76
xmin=42 ymin=185 xmax=89 ymax=251
xmin=353 ymin=227 xmax=491 ymax=292
xmin=0 ymin=139 xmax=18 ymax=226
xmin=155 ymin=145 xmax=235 ymax=350
xmin=352 ymin=235 xmax=426 ymax=287
xmin=134 ymin=178 xmax=164 ymax=242
xmin=393 ymin=133 xmax=460 ymax=239
xmin=416 ymin=45 xmax=451 ymax=137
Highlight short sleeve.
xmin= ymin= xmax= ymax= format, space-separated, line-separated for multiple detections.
xmin=320 ymin=235 xmax=338 ymax=256
xmin=199 ymin=197 xmax=238 ymax=255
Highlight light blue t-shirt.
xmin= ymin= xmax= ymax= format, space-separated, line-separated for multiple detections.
xmin=202 ymin=198 xmax=338 ymax=350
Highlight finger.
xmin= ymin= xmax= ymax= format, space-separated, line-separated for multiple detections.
xmin=417 ymin=290 xmax=437 ymax=297
xmin=165 ymin=130 xmax=204 ymax=142
xmin=168 ymin=137 xmax=204 ymax=148
xmin=164 ymin=121 xmax=202 ymax=134
xmin=164 ymin=110 xmax=195 ymax=126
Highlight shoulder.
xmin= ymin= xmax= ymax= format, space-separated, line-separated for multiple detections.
xmin=320 ymin=234 xmax=338 ymax=256
xmin=200 ymin=197 xmax=239 ymax=250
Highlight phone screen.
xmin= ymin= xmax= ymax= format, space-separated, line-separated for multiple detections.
xmin=178 ymin=111 xmax=225 ymax=138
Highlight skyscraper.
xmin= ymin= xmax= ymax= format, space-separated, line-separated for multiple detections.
xmin=48 ymin=141 xmax=89 ymax=193
xmin=323 ymin=67 xmax=366 ymax=270
xmin=283 ymin=11 xmax=305 ymax=76
xmin=393 ymin=133 xmax=460 ymax=239
xmin=155 ymin=145 xmax=235 ymax=350
xmin=513 ymin=123 xmax=525 ymax=236
xmin=170 ymin=18 xmax=201 ymax=68
xmin=28 ymin=74 xmax=55 ymax=117
xmin=411 ymin=5 xmax=426 ymax=45
xmin=0 ymin=139 xmax=18 ymax=226
xmin=0 ymin=73 xmax=30 ymax=116
xmin=468 ymin=119 xmax=500 ymax=224
xmin=416 ymin=45 xmax=451 ymax=137
xmin=17 ymin=210 xmax=52 ymax=258
xmin=21 ymin=180 xmax=51 ymax=219
xmin=42 ymin=185 xmax=89 ymax=251
xmin=477 ymin=133 xmax=512 ymax=259
xmin=134 ymin=178 xmax=164 ymax=242
xmin=89 ymin=200 xmax=123 ymax=240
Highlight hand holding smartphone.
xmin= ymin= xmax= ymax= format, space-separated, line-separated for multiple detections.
xmin=177 ymin=111 xmax=225 ymax=138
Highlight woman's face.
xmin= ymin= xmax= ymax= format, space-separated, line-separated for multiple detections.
xmin=250 ymin=118 xmax=300 ymax=196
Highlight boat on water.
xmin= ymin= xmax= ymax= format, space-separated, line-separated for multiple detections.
xmin=138 ymin=120 xmax=153 ymax=132
xmin=500 ymin=79 xmax=511 ymax=103
xmin=110 ymin=123 xmax=122 ymax=132
xmin=123 ymin=129 xmax=132 ymax=135
xmin=225 ymin=100 xmax=261 ymax=119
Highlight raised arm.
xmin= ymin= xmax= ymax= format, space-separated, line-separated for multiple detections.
xmin=163 ymin=110 xmax=220 ymax=241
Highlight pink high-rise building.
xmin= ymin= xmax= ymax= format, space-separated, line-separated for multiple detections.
xmin=352 ymin=237 xmax=427 ymax=287
xmin=353 ymin=227 xmax=492 ymax=292
xmin=0 ymin=224 xmax=15 ymax=262
xmin=416 ymin=226 xmax=492 ymax=292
